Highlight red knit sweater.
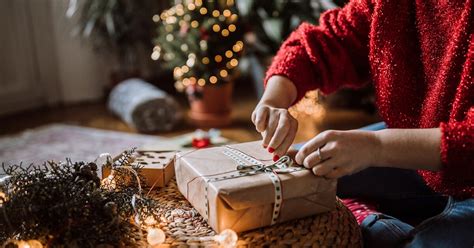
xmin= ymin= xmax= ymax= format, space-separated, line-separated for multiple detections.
xmin=265 ymin=0 xmax=474 ymax=199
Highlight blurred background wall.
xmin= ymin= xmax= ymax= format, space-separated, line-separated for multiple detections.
xmin=0 ymin=0 xmax=109 ymax=115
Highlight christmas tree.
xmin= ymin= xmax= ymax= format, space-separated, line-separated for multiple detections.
xmin=153 ymin=0 xmax=243 ymax=92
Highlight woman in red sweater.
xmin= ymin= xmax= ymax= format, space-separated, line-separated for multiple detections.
xmin=252 ymin=0 xmax=473 ymax=247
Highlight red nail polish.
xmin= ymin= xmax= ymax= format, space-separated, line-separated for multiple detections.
xmin=268 ymin=147 xmax=275 ymax=153
xmin=273 ymin=155 xmax=280 ymax=161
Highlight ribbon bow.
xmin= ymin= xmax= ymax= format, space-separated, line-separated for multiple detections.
xmin=236 ymin=156 xmax=295 ymax=174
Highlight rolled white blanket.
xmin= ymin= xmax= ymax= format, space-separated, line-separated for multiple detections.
xmin=108 ymin=78 xmax=182 ymax=132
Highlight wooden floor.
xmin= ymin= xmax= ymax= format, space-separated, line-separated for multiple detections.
xmin=0 ymin=96 xmax=380 ymax=143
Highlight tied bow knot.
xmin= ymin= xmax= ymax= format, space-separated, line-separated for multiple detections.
xmin=236 ymin=156 xmax=295 ymax=174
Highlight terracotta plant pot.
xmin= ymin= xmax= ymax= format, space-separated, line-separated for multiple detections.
xmin=187 ymin=82 xmax=233 ymax=127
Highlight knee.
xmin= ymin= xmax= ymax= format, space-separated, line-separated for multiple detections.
xmin=361 ymin=214 xmax=413 ymax=248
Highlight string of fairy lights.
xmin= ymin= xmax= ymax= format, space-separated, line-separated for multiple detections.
xmin=152 ymin=0 xmax=243 ymax=91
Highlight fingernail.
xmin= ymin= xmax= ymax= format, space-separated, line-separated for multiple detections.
xmin=268 ymin=147 xmax=275 ymax=153
xmin=273 ymin=155 xmax=280 ymax=161
xmin=263 ymin=144 xmax=267 ymax=149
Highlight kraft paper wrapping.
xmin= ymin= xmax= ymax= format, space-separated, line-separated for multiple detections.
xmin=175 ymin=141 xmax=337 ymax=233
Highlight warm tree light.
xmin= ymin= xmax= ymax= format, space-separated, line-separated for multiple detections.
xmin=147 ymin=228 xmax=166 ymax=246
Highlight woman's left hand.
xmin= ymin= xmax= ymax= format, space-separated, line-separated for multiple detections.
xmin=295 ymin=130 xmax=381 ymax=179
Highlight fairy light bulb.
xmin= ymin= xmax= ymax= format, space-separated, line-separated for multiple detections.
xmin=191 ymin=20 xmax=199 ymax=28
xmin=223 ymin=9 xmax=231 ymax=17
xmin=182 ymin=78 xmax=191 ymax=86
xmin=27 ymin=240 xmax=43 ymax=248
xmin=197 ymin=78 xmax=206 ymax=86
xmin=174 ymin=67 xmax=183 ymax=77
xmin=225 ymin=50 xmax=233 ymax=58
xmin=228 ymin=24 xmax=236 ymax=32
xmin=187 ymin=3 xmax=196 ymax=10
xmin=195 ymin=0 xmax=202 ymax=6
xmin=230 ymin=58 xmax=238 ymax=67
xmin=210 ymin=76 xmax=218 ymax=84
xmin=160 ymin=13 xmax=167 ymax=20
xmin=186 ymin=58 xmax=195 ymax=68
xmin=215 ymin=55 xmax=222 ymax=62
xmin=212 ymin=24 xmax=221 ymax=32
xmin=202 ymin=57 xmax=210 ymax=64
xmin=200 ymin=40 xmax=208 ymax=50
xmin=214 ymin=229 xmax=238 ymax=248
xmin=221 ymin=29 xmax=229 ymax=37
xmin=151 ymin=51 xmax=160 ymax=60
xmin=175 ymin=81 xmax=185 ymax=92
xmin=16 ymin=241 xmax=30 ymax=248
xmin=152 ymin=14 xmax=160 ymax=22
xmin=166 ymin=16 xmax=177 ymax=24
xmin=220 ymin=69 xmax=228 ymax=77
xmin=182 ymin=65 xmax=190 ymax=73
xmin=200 ymin=7 xmax=207 ymax=15
xmin=212 ymin=10 xmax=220 ymax=17
xmin=0 ymin=191 xmax=6 ymax=204
xmin=147 ymin=228 xmax=166 ymax=246
xmin=176 ymin=8 xmax=184 ymax=16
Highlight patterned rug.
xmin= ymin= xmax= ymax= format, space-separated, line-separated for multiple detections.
xmin=0 ymin=124 xmax=163 ymax=175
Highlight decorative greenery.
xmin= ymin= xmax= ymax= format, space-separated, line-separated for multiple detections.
xmin=68 ymin=0 xmax=169 ymax=68
xmin=153 ymin=0 xmax=244 ymax=91
xmin=0 ymin=149 xmax=160 ymax=247
xmin=236 ymin=0 xmax=342 ymax=54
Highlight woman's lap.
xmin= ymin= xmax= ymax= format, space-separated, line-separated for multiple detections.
xmin=337 ymin=167 xmax=448 ymax=223
xmin=361 ymin=197 xmax=474 ymax=248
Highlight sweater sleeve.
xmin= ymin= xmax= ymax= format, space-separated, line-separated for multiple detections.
xmin=264 ymin=0 xmax=374 ymax=103
xmin=440 ymin=107 xmax=474 ymax=179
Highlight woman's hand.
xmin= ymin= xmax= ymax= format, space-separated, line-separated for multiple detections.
xmin=295 ymin=130 xmax=380 ymax=179
xmin=251 ymin=76 xmax=299 ymax=160
xmin=251 ymin=103 xmax=298 ymax=160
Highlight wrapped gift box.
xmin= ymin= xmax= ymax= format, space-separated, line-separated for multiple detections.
xmin=175 ymin=141 xmax=336 ymax=233
xmin=102 ymin=150 xmax=175 ymax=188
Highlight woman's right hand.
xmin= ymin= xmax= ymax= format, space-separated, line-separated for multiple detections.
xmin=251 ymin=76 xmax=299 ymax=160
xmin=251 ymin=103 xmax=298 ymax=160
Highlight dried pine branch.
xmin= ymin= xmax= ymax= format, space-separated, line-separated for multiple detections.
xmin=0 ymin=149 xmax=160 ymax=247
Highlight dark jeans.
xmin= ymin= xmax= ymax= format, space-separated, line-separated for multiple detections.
xmin=340 ymin=122 xmax=474 ymax=248
xmin=295 ymin=122 xmax=474 ymax=247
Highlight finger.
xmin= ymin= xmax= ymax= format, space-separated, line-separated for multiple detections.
xmin=295 ymin=130 xmax=336 ymax=165
xmin=251 ymin=110 xmax=256 ymax=124
xmin=302 ymin=144 xmax=332 ymax=169
xmin=262 ymin=112 xmax=280 ymax=148
xmin=312 ymin=158 xmax=340 ymax=177
xmin=274 ymin=118 xmax=297 ymax=157
xmin=268 ymin=113 xmax=291 ymax=153
xmin=254 ymin=106 xmax=269 ymax=132
xmin=286 ymin=148 xmax=298 ymax=161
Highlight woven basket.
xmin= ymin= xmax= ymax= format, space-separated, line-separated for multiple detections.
xmin=147 ymin=179 xmax=362 ymax=247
